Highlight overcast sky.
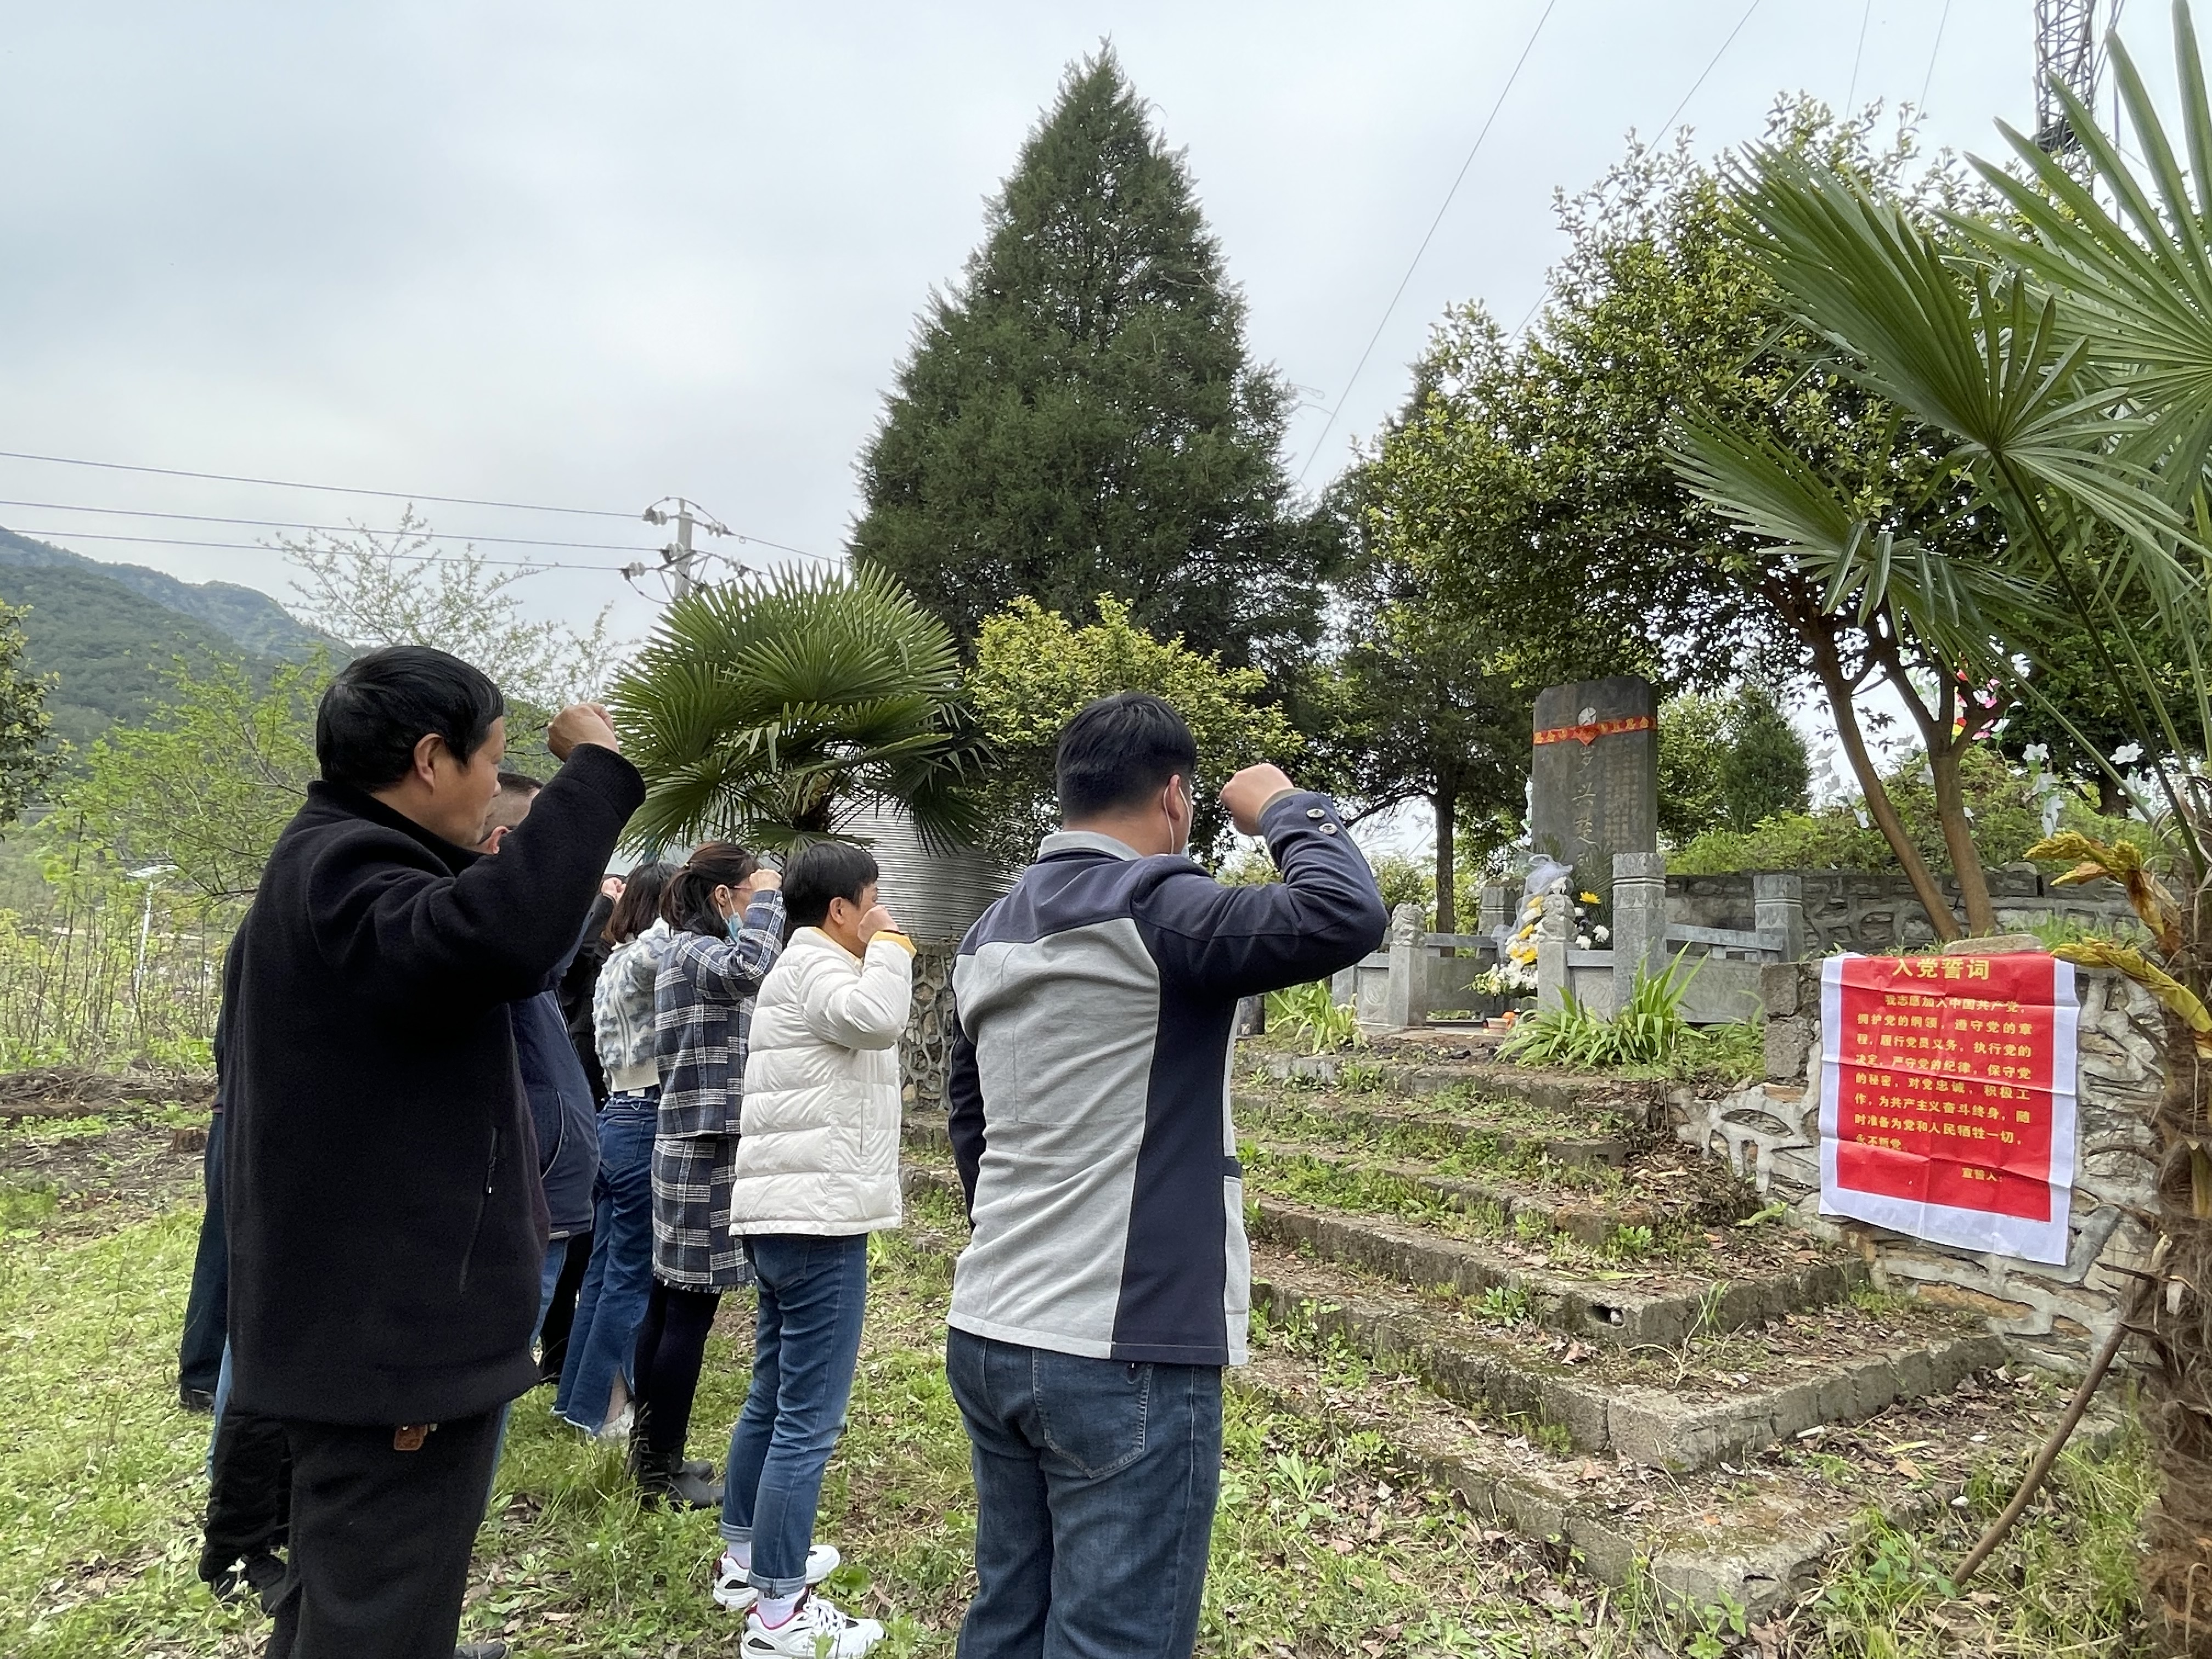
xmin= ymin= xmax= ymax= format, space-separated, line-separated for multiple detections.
xmin=0 ymin=1 xmax=2158 ymax=658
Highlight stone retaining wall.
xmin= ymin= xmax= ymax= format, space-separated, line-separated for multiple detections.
xmin=901 ymin=942 xmax=957 ymax=1115
xmin=1672 ymin=961 xmax=2160 ymax=1372
xmin=1666 ymin=867 xmax=2137 ymax=956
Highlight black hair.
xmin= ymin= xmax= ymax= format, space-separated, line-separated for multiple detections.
xmin=495 ymin=771 xmax=543 ymax=797
xmin=662 ymin=841 xmax=759 ymax=938
xmin=1054 ymin=692 xmax=1198 ymax=820
xmin=314 ymin=645 xmax=505 ymax=793
xmin=782 ymin=841 xmax=880 ymax=935
xmin=604 ymin=861 xmax=678 ymax=945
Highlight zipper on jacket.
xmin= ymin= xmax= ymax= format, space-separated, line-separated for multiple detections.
xmin=456 ymin=1125 xmax=499 ymax=1292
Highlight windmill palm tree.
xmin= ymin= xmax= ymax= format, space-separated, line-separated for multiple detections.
xmin=1666 ymin=5 xmax=2212 ymax=1639
xmin=607 ymin=565 xmax=989 ymax=855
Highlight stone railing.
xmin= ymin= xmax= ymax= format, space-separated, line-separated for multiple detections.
xmin=1473 ymin=855 xmax=1808 ymax=1026
xmin=1336 ymin=905 xmax=1503 ymax=1030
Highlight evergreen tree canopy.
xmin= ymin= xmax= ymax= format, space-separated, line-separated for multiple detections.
xmin=850 ymin=48 xmax=1328 ymax=672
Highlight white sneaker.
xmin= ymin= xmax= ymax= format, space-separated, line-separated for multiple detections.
xmin=713 ymin=1544 xmax=842 ymax=1611
xmin=743 ymin=1593 xmax=883 ymax=1658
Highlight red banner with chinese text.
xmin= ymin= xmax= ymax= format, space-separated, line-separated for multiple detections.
xmin=1817 ymin=952 xmax=2078 ymax=1265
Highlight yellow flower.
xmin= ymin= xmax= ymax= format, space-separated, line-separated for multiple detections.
xmin=1578 ymin=891 xmax=1599 ymax=905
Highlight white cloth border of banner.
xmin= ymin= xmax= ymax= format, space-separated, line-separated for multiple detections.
xmin=1815 ymin=953 xmax=2078 ymax=1268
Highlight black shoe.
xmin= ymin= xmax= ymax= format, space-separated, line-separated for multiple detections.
xmin=179 ymin=1386 xmax=216 ymax=1415
xmin=628 ymin=1443 xmax=721 ymax=1510
xmin=455 ymin=1644 xmax=508 ymax=1659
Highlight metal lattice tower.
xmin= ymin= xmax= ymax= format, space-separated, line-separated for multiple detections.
xmin=2034 ymin=0 xmax=2101 ymax=160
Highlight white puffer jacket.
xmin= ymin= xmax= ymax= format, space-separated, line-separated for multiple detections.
xmin=732 ymin=926 xmax=916 ymax=1236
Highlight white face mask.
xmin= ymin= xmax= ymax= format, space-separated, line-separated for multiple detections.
xmin=1166 ymin=777 xmax=1193 ymax=857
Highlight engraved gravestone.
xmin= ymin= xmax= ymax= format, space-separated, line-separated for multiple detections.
xmin=1528 ymin=675 xmax=1658 ymax=881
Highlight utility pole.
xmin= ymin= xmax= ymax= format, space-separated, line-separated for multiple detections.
xmin=2034 ymin=0 xmax=2102 ymax=169
xmin=628 ymin=497 xmax=733 ymax=600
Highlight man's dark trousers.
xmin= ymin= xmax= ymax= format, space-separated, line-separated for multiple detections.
xmin=946 ymin=1329 xmax=1221 ymax=1659
xmin=177 ymin=1111 xmax=228 ymax=1398
xmin=262 ymin=1409 xmax=504 ymax=1659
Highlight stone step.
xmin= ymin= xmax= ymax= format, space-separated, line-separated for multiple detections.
xmin=1248 ymin=1193 xmax=1862 ymax=1346
xmin=1239 ymin=1312 xmax=2114 ymax=1619
xmin=1246 ymin=1045 xmax=1669 ymax=1128
xmin=1238 ymin=1138 xmax=1757 ymax=1251
xmin=1232 ymin=1088 xmax=1638 ymax=1175
xmin=1252 ymin=1244 xmax=2006 ymax=1473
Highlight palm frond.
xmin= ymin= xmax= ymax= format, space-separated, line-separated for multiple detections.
xmin=608 ymin=565 xmax=988 ymax=849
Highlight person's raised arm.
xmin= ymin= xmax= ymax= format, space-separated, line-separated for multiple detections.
xmin=1134 ymin=764 xmax=1387 ymax=1003
xmin=306 ymin=736 xmax=644 ymax=1017
xmin=802 ymin=917 xmax=916 ymax=1051
xmin=684 ymin=886 xmax=786 ymax=1003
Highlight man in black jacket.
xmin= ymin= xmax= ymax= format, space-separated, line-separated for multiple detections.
xmin=224 ymin=645 xmax=644 ymax=1659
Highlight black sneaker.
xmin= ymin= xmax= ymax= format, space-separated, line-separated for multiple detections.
xmin=455 ymin=1644 xmax=509 ymax=1659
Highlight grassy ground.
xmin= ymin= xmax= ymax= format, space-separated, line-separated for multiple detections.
xmin=0 ymin=1139 xmax=2167 ymax=1658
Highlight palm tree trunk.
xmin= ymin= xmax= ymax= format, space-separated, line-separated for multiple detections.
xmin=2142 ymin=1006 xmax=2212 ymax=1657
xmin=1808 ymin=631 xmax=1963 ymax=942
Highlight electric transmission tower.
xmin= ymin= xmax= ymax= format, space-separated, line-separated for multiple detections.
xmin=2033 ymin=0 xmax=2103 ymax=166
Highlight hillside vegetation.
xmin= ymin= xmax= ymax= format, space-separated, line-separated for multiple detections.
xmin=0 ymin=531 xmax=338 ymax=750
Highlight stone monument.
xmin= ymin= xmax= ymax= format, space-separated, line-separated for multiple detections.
xmin=1528 ymin=675 xmax=1660 ymax=882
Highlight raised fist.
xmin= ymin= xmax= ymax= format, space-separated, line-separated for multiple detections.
xmin=548 ymin=703 xmax=620 ymax=759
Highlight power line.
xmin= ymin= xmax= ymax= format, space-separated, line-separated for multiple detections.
xmin=1511 ymin=0 xmax=1763 ymax=341
xmin=0 ymin=447 xmax=635 ymax=519
xmin=0 ymin=498 xmax=662 ymax=555
xmin=1918 ymin=0 xmax=1953 ymax=110
xmin=1845 ymin=0 xmax=1873 ymax=115
xmin=1655 ymin=0 xmax=1762 ymax=145
xmin=0 ymin=445 xmax=844 ymax=566
xmin=1 ymin=526 xmax=624 ymax=571
xmin=1296 ymin=0 xmax=1562 ymax=482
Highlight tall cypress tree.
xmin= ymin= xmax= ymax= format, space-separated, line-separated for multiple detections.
xmin=850 ymin=49 xmax=1329 ymax=670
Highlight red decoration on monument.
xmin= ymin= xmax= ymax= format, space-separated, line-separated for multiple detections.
xmin=1531 ymin=714 xmax=1656 ymax=748
xmin=1817 ymin=952 xmax=2079 ymax=1265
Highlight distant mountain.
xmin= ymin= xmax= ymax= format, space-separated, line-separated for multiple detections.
xmin=0 ymin=529 xmax=343 ymax=662
xmin=0 ymin=529 xmax=341 ymax=751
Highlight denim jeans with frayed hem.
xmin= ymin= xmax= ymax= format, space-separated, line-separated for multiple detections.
xmin=946 ymin=1329 xmax=1222 ymax=1659
xmin=718 ymin=1232 xmax=870 ymax=1595
xmin=554 ymin=1093 xmax=659 ymax=1431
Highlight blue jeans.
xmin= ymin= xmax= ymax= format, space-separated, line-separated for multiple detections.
xmin=554 ymin=1093 xmax=658 ymax=1431
xmin=718 ymin=1233 xmax=870 ymax=1595
xmin=179 ymin=1110 xmax=228 ymax=1395
xmin=946 ymin=1329 xmax=1222 ymax=1659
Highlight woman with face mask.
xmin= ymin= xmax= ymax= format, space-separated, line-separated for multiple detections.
xmin=626 ymin=841 xmax=785 ymax=1507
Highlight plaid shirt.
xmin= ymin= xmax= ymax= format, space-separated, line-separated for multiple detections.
xmin=653 ymin=892 xmax=785 ymax=1138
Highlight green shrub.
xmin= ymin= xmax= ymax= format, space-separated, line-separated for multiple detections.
xmin=1266 ymin=981 xmax=1362 ymax=1056
xmin=1502 ymin=958 xmax=1697 ymax=1070
xmin=1670 ymin=746 xmax=2147 ymax=876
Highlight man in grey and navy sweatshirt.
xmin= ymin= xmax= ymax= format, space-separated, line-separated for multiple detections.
xmin=944 ymin=692 xmax=1387 ymax=1659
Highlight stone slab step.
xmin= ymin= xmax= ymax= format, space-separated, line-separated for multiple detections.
xmin=1249 ymin=1194 xmax=1863 ymax=1346
xmin=1238 ymin=1329 xmax=2117 ymax=1620
xmin=1249 ymin=1047 xmax=1668 ymax=1128
xmin=1253 ymin=1246 xmax=2006 ymax=1472
xmin=1233 ymin=1088 xmax=1637 ymax=1173
xmin=1239 ymin=1139 xmax=1756 ymax=1250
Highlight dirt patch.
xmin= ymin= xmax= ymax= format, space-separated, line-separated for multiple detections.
xmin=0 ymin=1116 xmax=208 ymax=1231
xmin=0 ymin=1065 xmax=214 ymax=1122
